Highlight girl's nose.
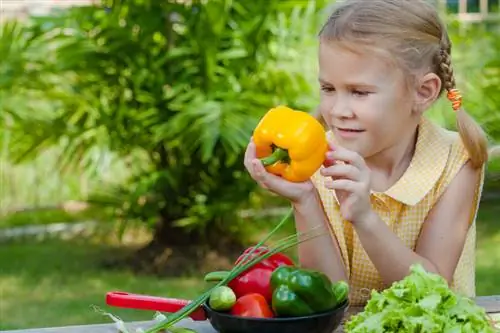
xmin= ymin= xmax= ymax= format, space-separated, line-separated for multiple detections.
xmin=329 ymin=97 xmax=354 ymax=119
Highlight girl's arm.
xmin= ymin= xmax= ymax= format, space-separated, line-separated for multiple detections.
xmin=293 ymin=189 xmax=348 ymax=283
xmin=354 ymin=160 xmax=481 ymax=286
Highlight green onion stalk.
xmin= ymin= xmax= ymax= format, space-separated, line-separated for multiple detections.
xmin=142 ymin=207 xmax=328 ymax=333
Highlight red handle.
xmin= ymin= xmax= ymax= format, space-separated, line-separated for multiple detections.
xmin=105 ymin=291 xmax=207 ymax=321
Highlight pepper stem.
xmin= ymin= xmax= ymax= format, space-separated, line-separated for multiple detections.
xmin=204 ymin=271 xmax=231 ymax=282
xmin=260 ymin=148 xmax=289 ymax=166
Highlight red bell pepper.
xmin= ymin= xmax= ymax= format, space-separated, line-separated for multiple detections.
xmin=204 ymin=246 xmax=295 ymax=304
xmin=229 ymin=293 xmax=274 ymax=318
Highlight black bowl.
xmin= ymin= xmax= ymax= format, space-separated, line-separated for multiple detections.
xmin=203 ymin=300 xmax=349 ymax=333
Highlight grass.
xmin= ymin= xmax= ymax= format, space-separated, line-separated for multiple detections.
xmin=0 ymin=237 xmax=207 ymax=330
xmin=475 ymin=200 xmax=500 ymax=296
xmin=0 ymin=204 xmax=112 ymax=229
xmin=0 ymin=200 xmax=498 ymax=330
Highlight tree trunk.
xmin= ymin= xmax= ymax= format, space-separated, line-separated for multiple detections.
xmin=101 ymin=211 xmax=247 ymax=277
xmin=152 ymin=215 xmax=201 ymax=247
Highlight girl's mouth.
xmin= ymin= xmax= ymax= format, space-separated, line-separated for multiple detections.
xmin=335 ymin=127 xmax=365 ymax=138
xmin=338 ymin=128 xmax=364 ymax=132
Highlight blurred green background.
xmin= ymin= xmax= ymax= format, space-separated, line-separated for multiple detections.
xmin=0 ymin=0 xmax=499 ymax=330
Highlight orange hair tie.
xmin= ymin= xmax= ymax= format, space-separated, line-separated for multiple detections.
xmin=446 ymin=88 xmax=462 ymax=111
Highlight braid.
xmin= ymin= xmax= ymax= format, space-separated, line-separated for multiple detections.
xmin=439 ymin=49 xmax=456 ymax=92
xmin=439 ymin=49 xmax=462 ymax=110
xmin=437 ymin=44 xmax=489 ymax=168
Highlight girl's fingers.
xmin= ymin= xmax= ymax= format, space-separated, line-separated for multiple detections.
xmin=327 ymin=140 xmax=336 ymax=151
xmin=244 ymin=139 xmax=260 ymax=179
xmin=320 ymin=163 xmax=361 ymax=181
xmin=326 ymin=146 xmax=366 ymax=170
xmin=252 ymin=159 xmax=289 ymax=192
xmin=244 ymin=141 xmax=273 ymax=190
xmin=324 ymin=179 xmax=359 ymax=192
xmin=251 ymin=159 xmax=268 ymax=182
xmin=244 ymin=138 xmax=256 ymax=166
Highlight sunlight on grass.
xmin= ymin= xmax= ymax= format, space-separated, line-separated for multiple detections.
xmin=0 ymin=205 xmax=111 ymax=228
xmin=0 ymin=239 xmax=207 ymax=330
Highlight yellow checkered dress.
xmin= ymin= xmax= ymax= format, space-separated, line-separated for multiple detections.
xmin=311 ymin=116 xmax=485 ymax=306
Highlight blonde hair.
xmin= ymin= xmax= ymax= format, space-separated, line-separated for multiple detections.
xmin=319 ymin=0 xmax=491 ymax=169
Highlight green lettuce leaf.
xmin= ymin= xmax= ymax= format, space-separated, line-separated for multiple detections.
xmin=344 ymin=264 xmax=498 ymax=333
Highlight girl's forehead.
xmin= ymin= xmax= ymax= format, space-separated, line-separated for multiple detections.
xmin=318 ymin=42 xmax=399 ymax=84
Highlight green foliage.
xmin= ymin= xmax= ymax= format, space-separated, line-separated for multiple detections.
xmin=0 ymin=19 xmax=56 ymax=93
xmin=1 ymin=3 xmax=499 ymax=241
xmin=453 ymin=22 xmax=500 ymax=143
xmin=5 ymin=0 xmax=328 ymax=241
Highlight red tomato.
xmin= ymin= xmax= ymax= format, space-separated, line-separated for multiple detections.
xmin=229 ymin=246 xmax=294 ymax=303
xmin=230 ymin=293 xmax=274 ymax=318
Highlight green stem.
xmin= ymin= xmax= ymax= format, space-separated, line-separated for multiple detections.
xmin=204 ymin=271 xmax=230 ymax=282
xmin=260 ymin=147 xmax=289 ymax=166
xmin=168 ymin=328 xmax=198 ymax=333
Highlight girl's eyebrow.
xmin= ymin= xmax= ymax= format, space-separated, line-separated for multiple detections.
xmin=345 ymin=83 xmax=377 ymax=89
xmin=318 ymin=78 xmax=332 ymax=85
xmin=319 ymin=78 xmax=376 ymax=89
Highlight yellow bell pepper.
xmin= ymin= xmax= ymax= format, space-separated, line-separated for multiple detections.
xmin=253 ymin=106 xmax=328 ymax=182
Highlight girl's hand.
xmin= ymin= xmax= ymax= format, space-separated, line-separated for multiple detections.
xmin=321 ymin=144 xmax=373 ymax=223
xmin=244 ymin=138 xmax=315 ymax=203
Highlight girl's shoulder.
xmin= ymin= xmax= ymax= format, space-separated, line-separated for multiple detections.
xmin=428 ymin=119 xmax=485 ymax=195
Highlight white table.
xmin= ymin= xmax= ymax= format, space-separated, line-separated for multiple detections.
xmin=3 ymin=296 xmax=500 ymax=333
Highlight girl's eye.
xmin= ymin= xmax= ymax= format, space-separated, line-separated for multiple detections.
xmin=352 ymin=90 xmax=370 ymax=97
xmin=321 ymin=86 xmax=335 ymax=93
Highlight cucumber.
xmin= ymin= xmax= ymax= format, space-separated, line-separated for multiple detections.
xmin=331 ymin=280 xmax=349 ymax=305
xmin=208 ymin=286 xmax=237 ymax=311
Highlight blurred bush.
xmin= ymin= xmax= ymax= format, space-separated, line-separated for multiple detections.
xmin=1 ymin=0 xmax=329 ymax=247
xmin=0 ymin=1 xmax=499 ymax=241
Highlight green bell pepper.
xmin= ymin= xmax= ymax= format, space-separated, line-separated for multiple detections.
xmin=270 ymin=266 xmax=349 ymax=317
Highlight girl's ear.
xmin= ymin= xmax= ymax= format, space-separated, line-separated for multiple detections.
xmin=413 ymin=72 xmax=442 ymax=114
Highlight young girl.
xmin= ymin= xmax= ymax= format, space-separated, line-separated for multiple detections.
xmin=244 ymin=0 xmax=494 ymax=306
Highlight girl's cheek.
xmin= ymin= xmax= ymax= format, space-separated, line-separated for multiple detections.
xmin=318 ymin=98 xmax=334 ymax=125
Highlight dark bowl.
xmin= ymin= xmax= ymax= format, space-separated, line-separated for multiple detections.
xmin=203 ymin=300 xmax=349 ymax=333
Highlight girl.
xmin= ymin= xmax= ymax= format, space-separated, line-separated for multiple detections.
xmin=244 ymin=0 xmax=495 ymax=306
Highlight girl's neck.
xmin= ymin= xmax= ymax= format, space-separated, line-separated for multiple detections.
xmin=366 ymin=127 xmax=419 ymax=193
